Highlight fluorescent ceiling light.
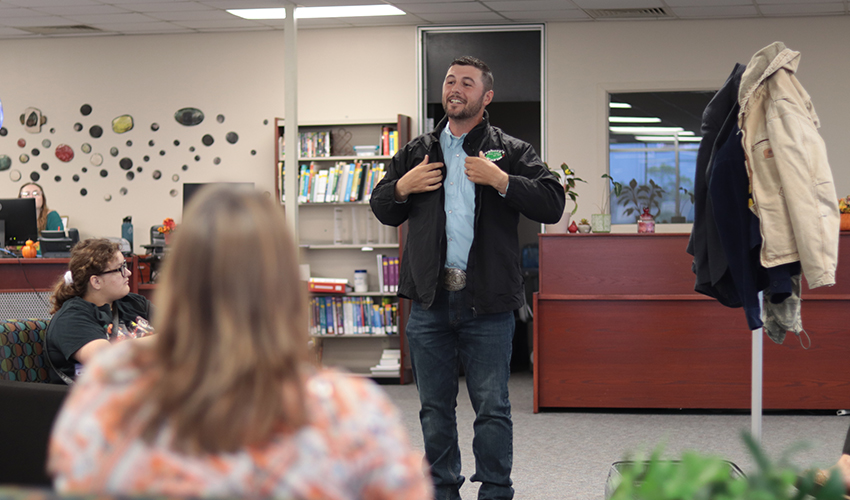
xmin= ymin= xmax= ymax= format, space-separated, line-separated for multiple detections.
xmin=635 ymin=136 xmax=703 ymax=142
xmin=610 ymin=126 xmax=685 ymax=134
xmin=227 ymin=5 xmax=405 ymax=20
xmin=608 ymin=117 xmax=661 ymax=123
xmin=298 ymin=5 xmax=405 ymax=18
xmin=609 ymin=102 xmax=632 ymax=108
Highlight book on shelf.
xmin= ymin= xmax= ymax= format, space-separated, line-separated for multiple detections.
xmin=308 ymin=277 xmax=349 ymax=294
xmin=309 ymin=296 xmax=398 ymax=336
xmin=280 ymin=130 xmax=332 ymax=159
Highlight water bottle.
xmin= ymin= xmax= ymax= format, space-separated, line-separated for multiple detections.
xmin=121 ymin=216 xmax=133 ymax=253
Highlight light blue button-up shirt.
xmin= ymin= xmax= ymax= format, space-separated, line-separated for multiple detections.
xmin=442 ymin=125 xmax=475 ymax=271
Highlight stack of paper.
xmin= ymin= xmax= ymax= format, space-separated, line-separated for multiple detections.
xmin=370 ymin=348 xmax=401 ymax=375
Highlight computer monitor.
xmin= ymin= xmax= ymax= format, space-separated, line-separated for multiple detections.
xmin=0 ymin=198 xmax=39 ymax=246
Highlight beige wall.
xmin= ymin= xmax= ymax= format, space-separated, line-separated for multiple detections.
xmin=0 ymin=16 xmax=846 ymax=241
xmin=547 ymin=16 xmax=850 ymax=225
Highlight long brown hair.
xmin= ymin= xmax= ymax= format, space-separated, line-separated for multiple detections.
xmin=133 ymin=186 xmax=309 ymax=454
xmin=50 ymin=239 xmax=119 ymax=314
xmin=18 ymin=182 xmax=51 ymax=231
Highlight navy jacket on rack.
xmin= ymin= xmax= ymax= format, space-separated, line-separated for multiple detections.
xmin=687 ymin=63 xmax=746 ymax=307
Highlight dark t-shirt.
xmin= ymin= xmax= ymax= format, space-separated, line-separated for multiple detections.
xmin=46 ymin=293 xmax=152 ymax=384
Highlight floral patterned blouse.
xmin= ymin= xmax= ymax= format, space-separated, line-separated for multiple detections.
xmin=48 ymin=342 xmax=432 ymax=500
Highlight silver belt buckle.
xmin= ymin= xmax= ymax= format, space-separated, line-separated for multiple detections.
xmin=443 ymin=268 xmax=466 ymax=291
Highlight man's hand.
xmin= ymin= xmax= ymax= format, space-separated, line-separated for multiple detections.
xmin=395 ymin=154 xmax=444 ymax=201
xmin=465 ymin=152 xmax=509 ymax=194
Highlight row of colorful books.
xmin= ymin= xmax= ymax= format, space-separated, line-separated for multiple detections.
xmin=381 ymin=126 xmax=400 ymax=156
xmin=298 ymin=162 xmax=386 ymax=204
xmin=309 ymin=296 xmax=398 ymax=336
xmin=376 ymin=254 xmax=399 ymax=294
xmin=279 ymin=130 xmax=333 ymax=159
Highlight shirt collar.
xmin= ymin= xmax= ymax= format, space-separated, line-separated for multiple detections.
xmin=442 ymin=124 xmax=467 ymax=147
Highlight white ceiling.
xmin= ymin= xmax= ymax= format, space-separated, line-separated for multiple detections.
xmin=0 ymin=0 xmax=846 ymax=39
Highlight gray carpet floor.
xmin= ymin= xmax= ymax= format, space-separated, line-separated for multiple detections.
xmin=381 ymin=370 xmax=850 ymax=499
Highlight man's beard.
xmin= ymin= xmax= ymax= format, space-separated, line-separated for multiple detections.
xmin=443 ymin=93 xmax=485 ymax=120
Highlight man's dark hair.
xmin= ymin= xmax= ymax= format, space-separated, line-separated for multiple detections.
xmin=450 ymin=56 xmax=494 ymax=92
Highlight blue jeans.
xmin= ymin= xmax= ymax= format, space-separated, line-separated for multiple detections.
xmin=406 ymin=289 xmax=515 ymax=500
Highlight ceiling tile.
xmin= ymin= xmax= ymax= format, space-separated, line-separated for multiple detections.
xmin=0 ymin=26 xmax=35 ymax=36
xmin=755 ymin=0 xmax=833 ymax=3
xmin=759 ymin=2 xmax=844 ymax=14
xmin=414 ymin=11 xmax=506 ymax=21
xmin=484 ymin=0 xmax=577 ymax=12
xmin=122 ymin=2 xmax=216 ymax=13
xmin=91 ymin=21 xmax=193 ymax=32
xmin=669 ymin=5 xmax=759 ymax=17
xmin=62 ymin=12 xmax=161 ymax=24
xmin=0 ymin=16 xmax=87 ymax=27
xmin=30 ymin=4 xmax=130 ymax=16
xmin=401 ymin=2 xmax=491 ymax=14
xmin=1 ymin=0 xmax=99 ymax=6
xmin=664 ymin=0 xmax=752 ymax=5
xmin=171 ymin=18 xmax=264 ymax=28
xmin=145 ymin=9 xmax=237 ymax=20
xmin=503 ymin=9 xmax=591 ymax=19
xmin=570 ymin=0 xmax=663 ymax=8
xmin=0 ymin=7 xmax=45 ymax=17
xmin=196 ymin=0 xmax=285 ymax=7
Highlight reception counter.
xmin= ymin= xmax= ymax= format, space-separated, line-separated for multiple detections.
xmin=533 ymin=233 xmax=850 ymax=412
xmin=0 ymin=256 xmax=154 ymax=318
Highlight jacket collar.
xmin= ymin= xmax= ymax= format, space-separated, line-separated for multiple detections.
xmin=738 ymin=41 xmax=801 ymax=115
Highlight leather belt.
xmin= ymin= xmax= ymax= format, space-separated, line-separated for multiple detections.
xmin=443 ymin=268 xmax=467 ymax=291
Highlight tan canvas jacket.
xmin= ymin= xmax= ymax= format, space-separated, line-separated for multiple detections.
xmin=738 ymin=41 xmax=840 ymax=289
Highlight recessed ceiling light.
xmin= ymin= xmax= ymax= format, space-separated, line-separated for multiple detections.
xmin=609 ymin=102 xmax=632 ymax=109
xmin=609 ymin=126 xmax=685 ymax=134
xmin=635 ymin=136 xmax=702 ymax=142
xmin=608 ymin=117 xmax=661 ymax=123
xmin=227 ymin=5 xmax=405 ymax=20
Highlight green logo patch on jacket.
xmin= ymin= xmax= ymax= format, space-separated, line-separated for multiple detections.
xmin=484 ymin=149 xmax=505 ymax=161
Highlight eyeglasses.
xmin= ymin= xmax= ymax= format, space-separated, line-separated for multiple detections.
xmin=100 ymin=261 xmax=128 ymax=277
xmin=20 ymin=190 xmax=43 ymax=197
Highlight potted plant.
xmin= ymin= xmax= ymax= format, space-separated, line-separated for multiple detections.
xmin=617 ymin=179 xmax=666 ymax=222
xmin=606 ymin=432 xmax=846 ymax=500
xmin=577 ymin=218 xmax=591 ymax=233
xmin=840 ymin=195 xmax=850 ymax=231
xmin=592 ymin=173 xmax=623 ymax=233
xmin=545 ymin=162 xmax=586 ymax=232
xmin=671 ymin=187 xmax=694 ymax=224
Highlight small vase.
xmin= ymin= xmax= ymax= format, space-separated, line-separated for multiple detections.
xmin=591 ymin=214 xmax=611 ymax=233
xmin=568 ymin=221 xmax=579 ymax=233
xmin=637 ymin=208 xmax=655 ymax=234
xmin=577 ymin=224 xmax=591 ymax=234
xmin=163 ymin=232 xmax=173 ymax=245
xmin=841 ymin=213 xmax=850 ymax=231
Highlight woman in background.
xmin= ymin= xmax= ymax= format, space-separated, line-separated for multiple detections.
xmin=45 ymin=238 xmax=152 ymax=384
xmin=19 ymin=182 xmax=63 ymax=232
xmin=48 ymin=186 xmax=431 ymax=500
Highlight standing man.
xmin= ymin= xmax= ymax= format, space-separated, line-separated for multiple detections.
xmin=371 ymin=56 xmax=565 ymax=500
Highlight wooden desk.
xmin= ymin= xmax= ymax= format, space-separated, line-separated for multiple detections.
xmin=533 ymin=233 xmax=850 ymax=412
xmin=0 ymin=258 xmax=68 ymax=292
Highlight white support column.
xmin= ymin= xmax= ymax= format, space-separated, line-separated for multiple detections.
xmin=283 ymin=2 xmax=299 ymax=236
xmin=751 ymin=292 xmax=764 ymax=443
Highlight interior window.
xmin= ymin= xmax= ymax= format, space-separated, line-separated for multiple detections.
xmin=608 ymin=91 xmax=715 ymax=224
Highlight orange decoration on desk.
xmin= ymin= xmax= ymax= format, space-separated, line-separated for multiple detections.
xmin=21 ymin=240 xmax=37 ymax=258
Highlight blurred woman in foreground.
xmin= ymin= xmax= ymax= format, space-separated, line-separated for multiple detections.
xmin=48 ymin=186 xmax=432 ymax=499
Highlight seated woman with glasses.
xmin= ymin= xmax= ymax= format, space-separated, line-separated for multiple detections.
xmin=45 ymin=238 xmax=153 ymax=384
xmin=19 ymin=182 xmax=64 ymax=232
xmin=48 ymin=187 xmax=431 ymax=499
